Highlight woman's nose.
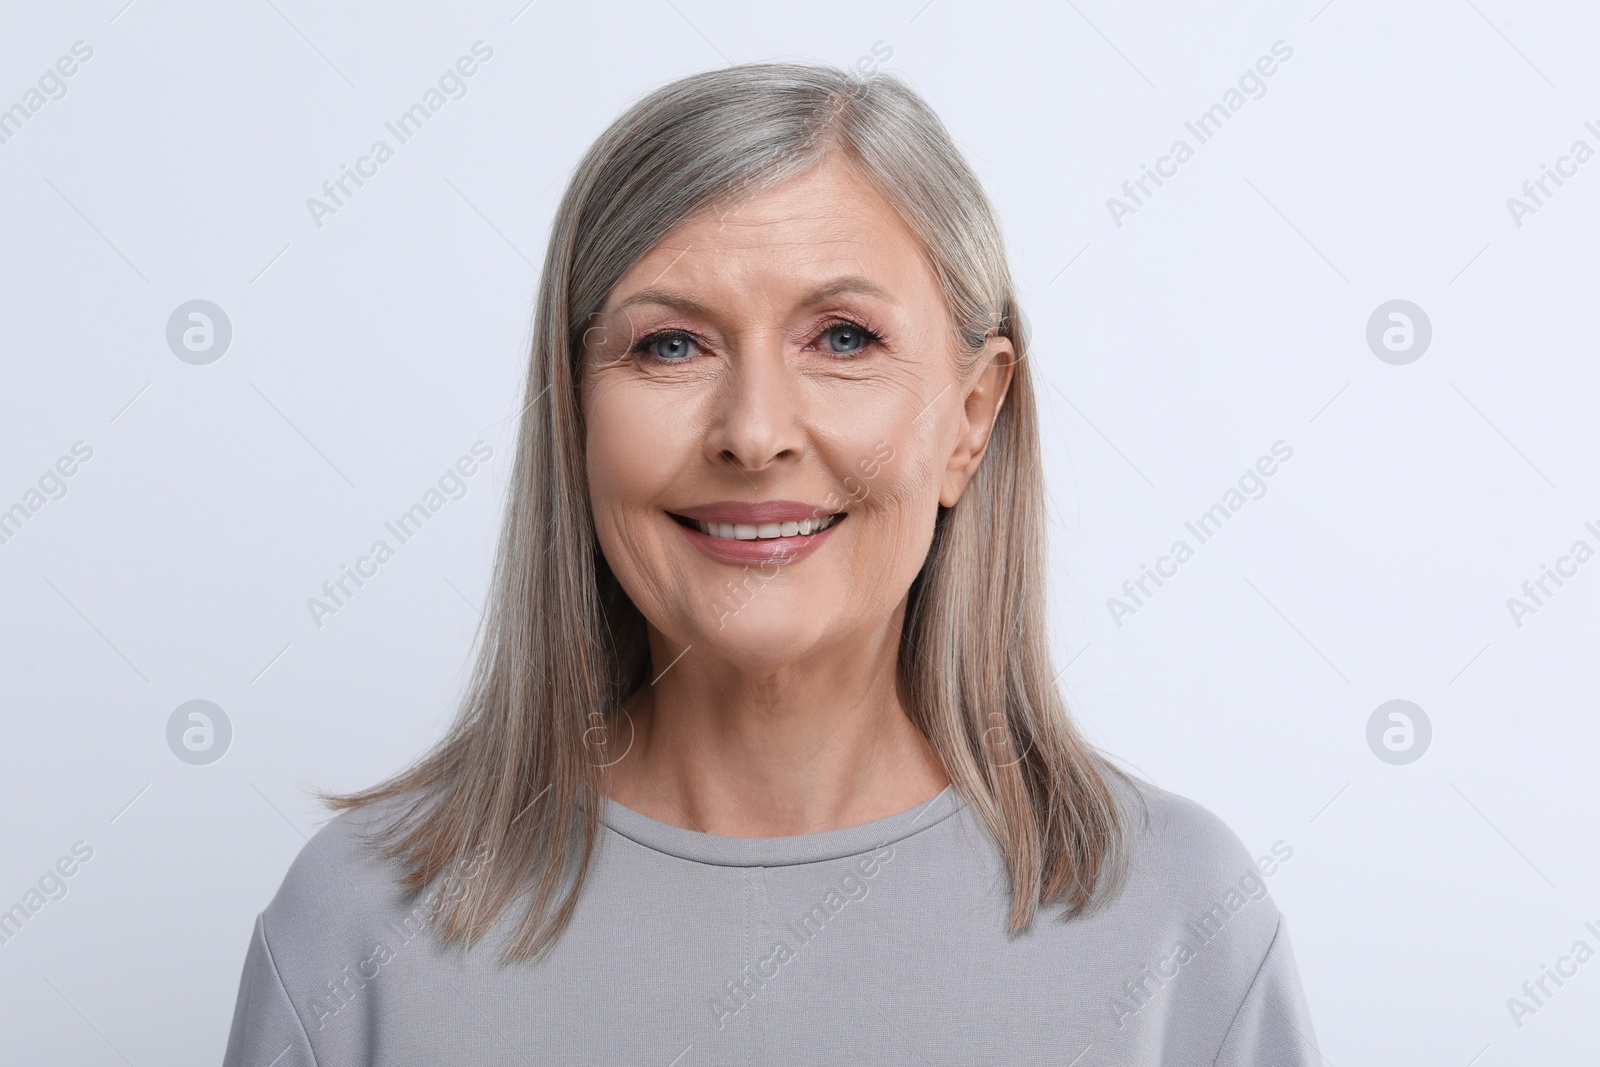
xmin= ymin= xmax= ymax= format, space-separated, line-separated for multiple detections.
xmin=702 ymin=345 xmax=805 ymax=474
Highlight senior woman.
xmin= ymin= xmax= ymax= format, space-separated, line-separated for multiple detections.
xmin=223 ymin=62 xmax=1318 ymax=1065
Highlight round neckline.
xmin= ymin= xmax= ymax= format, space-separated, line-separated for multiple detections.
xmin=595 ymin=784 xmax=965 ymax=868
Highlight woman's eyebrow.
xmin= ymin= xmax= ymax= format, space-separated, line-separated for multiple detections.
xmin=796 ymin=276 xmax=895 ymax=305
xmin=611 ymin=276 xmax=895 ymax=317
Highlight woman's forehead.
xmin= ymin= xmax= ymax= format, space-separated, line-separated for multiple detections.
xmin=602 ymin=164 xmax=932 ymax=315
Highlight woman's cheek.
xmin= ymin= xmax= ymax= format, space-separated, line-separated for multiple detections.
xmin=832 ymin=409 xmax=935 ymax=514
xmin=586 ymin=414 xmax=657 ymax=563
xmin=588 ymin=383 xmax=682 ymax=497
xmin=828 ymin=431 xmax=939 ymax=588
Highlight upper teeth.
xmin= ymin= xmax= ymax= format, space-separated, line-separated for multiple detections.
xmin=694 ymin=515 xmax=838 ymax=540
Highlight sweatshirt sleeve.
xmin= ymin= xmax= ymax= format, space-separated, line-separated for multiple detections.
xmin=1211 ymin=917 xmax=1321 ymax=1066
xmin=221 ymin=913 xmax=319 ymax=1067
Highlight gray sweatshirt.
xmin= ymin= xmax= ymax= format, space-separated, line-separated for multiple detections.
xmin=221 ymin=778 xmax=1319 ymax=1065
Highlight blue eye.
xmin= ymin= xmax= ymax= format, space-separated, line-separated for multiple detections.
xmin=630 ymin=320 xmax=884 ymax=364
xmin=818 ymin=320 xmax=884 ymax=357
xmin=634 ymin=332 xmax=695 ymax=362
xmin=825 ymin=324 xmax=866 ymax=353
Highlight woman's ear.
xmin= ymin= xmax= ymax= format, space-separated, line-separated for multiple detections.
xmin=939 ymin=335 xmax=1017 ymax=507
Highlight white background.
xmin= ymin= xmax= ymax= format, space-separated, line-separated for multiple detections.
xmin=2 ymin=0 xmax=1597 ymax=1063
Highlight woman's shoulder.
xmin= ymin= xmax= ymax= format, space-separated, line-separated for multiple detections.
xmin=262 ymin=799 xmax=414 ymax=929
xmin=227 ymin=796 xmax=504 ymax=1058
xmin=1116 ymin=772 xmax=1291 ymax=881
xmin=251 ymin=798 xmax=444 ymax=996
xmin=1047 ymin=769 xmax=1316 ymax=1056
xmin=1094 ymin=768 xmax=1295 ymax=957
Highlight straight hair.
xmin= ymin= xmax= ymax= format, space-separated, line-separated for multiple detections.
xmin=324 ymin=60 xmax=1133 ymax=963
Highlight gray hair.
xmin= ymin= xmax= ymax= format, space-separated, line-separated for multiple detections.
xmin=326 ymin=60 xmax=1132 ymax=963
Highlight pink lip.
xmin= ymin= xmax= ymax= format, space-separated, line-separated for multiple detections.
xmin=674 ymin=513 xmax=844 ymax=567
xmin=672 ymin=499 xmax=838 ymax=524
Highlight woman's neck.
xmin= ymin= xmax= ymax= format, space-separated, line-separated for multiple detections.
xmin=600 ymin=622 xmax=950 ymax=837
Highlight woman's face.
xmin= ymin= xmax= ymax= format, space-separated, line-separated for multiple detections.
xmin=581 ymin=156 xmax=1012 ymax=672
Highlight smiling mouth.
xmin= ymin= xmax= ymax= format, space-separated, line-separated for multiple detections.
xmin=669 ymin=513 xmax=844 ymax=541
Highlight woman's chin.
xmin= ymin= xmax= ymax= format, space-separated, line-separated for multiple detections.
xmin=689 ymin=610 xmax=835 ymax=672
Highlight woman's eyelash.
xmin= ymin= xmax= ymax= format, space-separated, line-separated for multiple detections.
xmin=812 ymin=319 xmax=886 ymax=355
xmin=627 ymin=330 xmax=699 ymax=362
xmin=628 ymin=319 xmax=886 ymax=363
